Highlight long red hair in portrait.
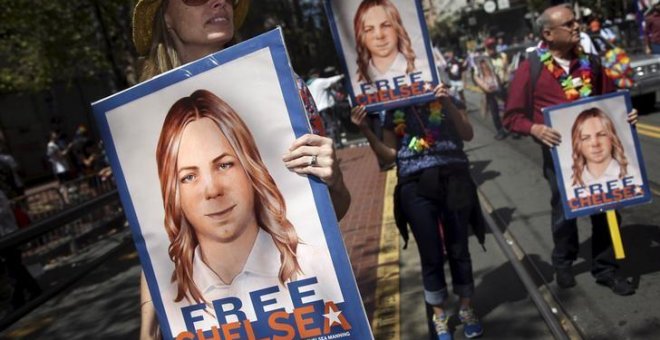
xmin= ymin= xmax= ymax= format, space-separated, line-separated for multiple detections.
xmin=155 ymin=89 xmax=301 ymax=304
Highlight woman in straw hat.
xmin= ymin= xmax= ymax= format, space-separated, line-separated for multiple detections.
xmin=132 ymin=1 xmax=350 ymax=338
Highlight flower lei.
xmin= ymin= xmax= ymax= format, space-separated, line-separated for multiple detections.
xmin=603 ymin=47 xmax=634 ymax=89
xmin=393 ymin=101 xmax=444 ymax=153
xmin=537 ymin=44 xmax=592 ymax=100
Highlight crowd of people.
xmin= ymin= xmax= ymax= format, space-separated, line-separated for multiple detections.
xmin=45 ymin=125 xmax=110 ymax=203
xmin=0 ymin=124 xmax=112 ymax=316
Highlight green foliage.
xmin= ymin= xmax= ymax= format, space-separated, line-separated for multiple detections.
xmin=429 ymin=15 xmax=460 ymax=48
xmin=0 ymin=0 xmax=133 ymax=93
xmin=526 ymin=0 xmax=547 ymax=14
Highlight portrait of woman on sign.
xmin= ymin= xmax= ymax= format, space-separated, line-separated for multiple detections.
xmin=92 ymin=38 xmax=355 ymax=336
xmin=544 ymin=93 xmax=650 ymax=219
xmin=325 ymin=0 xmax=437 ymax=109
xmin=155 ymin=90 xmax=341 ymax=330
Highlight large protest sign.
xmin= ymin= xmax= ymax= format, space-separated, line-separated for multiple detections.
xmin=92 ymin=28 xmax=372 ymax=340
xmin=324 ymin=0 xmax=439 ymax=111
xmin=544 ymin=91 xmax=652 ymax=220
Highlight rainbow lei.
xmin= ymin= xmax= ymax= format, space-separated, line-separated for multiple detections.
xmin=537 ymin=44 xmax=592 ymax=100
xmin=603 ymin=47 xmax=634 ymax=89
xmin=393 ymin=101 xmax=444 ymax=153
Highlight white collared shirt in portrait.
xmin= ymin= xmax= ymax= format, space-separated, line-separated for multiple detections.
xmin=366 ymin=52 xmax=430 ymax=85
xmin=565 ymin=159 xmax=643 ymax=200
xmin=187 ymin=228 xmax=343 ymax=330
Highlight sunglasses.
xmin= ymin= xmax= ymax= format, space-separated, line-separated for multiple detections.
xmin=551 ymin=18 xmax=578 ymax=30
xmin=181 ymin=0 xmax=237 ymax=7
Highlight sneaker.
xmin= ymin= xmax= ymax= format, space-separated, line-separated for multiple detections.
xmin=596 ymin=274 xmax=635 ymax=296
xmin=494 ymin=130 xmax=508 ymax=140
xmin=555 ymin=267 xmax=576 ymax=288
xmin=458 ymin=308 xmax=483 ymax=338
xmin=432 ymin=313 xmax=453 ymax=340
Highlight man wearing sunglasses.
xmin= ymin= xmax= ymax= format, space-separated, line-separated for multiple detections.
xmin=503 ymin=4 xmax=638 ymax=296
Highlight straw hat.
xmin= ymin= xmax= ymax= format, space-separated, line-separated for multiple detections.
xmin=132 ymin=0 xmax=250 ymax=56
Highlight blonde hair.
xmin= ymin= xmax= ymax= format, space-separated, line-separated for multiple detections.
xmin=138 ymin=0 xmax=181 ymax=82
xmin=571 ymin=107 xmax=628 ymax=187
xmin=137 ymin=0 xmax=237 ymax=82
xmin=353 ymin=0 xmax=415 ymax=83
xmin=156 ymin=89 xmax=301 ymax=304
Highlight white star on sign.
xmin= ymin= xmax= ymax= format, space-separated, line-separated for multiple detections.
xmin=634 ymin=186 xmax=643 ymax=195
xmin=323 ymin=305 xmax=342 ymax=326
xmin=423 ymin=82 xmax=433 ymax=91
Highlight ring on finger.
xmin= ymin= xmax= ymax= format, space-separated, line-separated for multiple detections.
xmin=309 ymin=155 xmax=318 ymax=167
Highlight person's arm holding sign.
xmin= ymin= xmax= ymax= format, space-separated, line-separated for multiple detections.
xmin=283 ymin=134 xmax=351 ymax=219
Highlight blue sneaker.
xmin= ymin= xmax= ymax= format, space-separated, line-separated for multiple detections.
xmin=432 ymin=313 xmax=453 ymax=340
xmin=458 ymin=308 xmax=483 ymax=338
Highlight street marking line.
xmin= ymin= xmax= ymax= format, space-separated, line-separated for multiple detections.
xmin=637 ymin=123 xmax=660 ymax=133
xmin=637 ymin=126 xmax=660 ymax=139
xmin=6 ymin=317 xmax=54 ymax=337
xmin=465 ymin=84 xmax=483 ymax=93
xmin=371 ymin=168 xmax=400 ymax=340
xmin=649 ymin=182 xmax=660 ymax=197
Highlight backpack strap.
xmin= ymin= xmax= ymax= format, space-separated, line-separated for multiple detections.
xmin=527 ymin=51 xmax=542 ymax=120
xmin=588 ymin=53 xmax=602 ymax=90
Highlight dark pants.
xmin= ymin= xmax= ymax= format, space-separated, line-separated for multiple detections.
xmin=486 ymin=89 xmax=506 ymax=133
xmin=0 ymin=247 xmax=42 ymax=309
xmin=319 ymin=108 xmax=340 ymax=146
xmin=542 ymin=148 xmax=618 ymax=279
xmin=652 ymin=43 xmax=660 ymax=55
xmin=398 ymin=181 xmax=474 ymax=305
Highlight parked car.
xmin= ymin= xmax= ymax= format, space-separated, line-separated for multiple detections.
xmin=590 ymin=34 xmax=660 ymax=103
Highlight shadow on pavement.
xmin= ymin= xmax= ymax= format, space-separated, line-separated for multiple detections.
xmin=3 ymin=243 xmax=141 ymax=339
xmin=573 ymin=223 xmax=660 ymax=285
xmin=470 ymin=160 xmax=501 ymax=187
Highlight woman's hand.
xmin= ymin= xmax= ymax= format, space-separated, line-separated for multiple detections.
xmin=283 ymin=133 xmax=351 ymax=219
xmin=627 ymin=108 xmax=638 ymax=125
xmin=433 ymin=84 xmax=452 ymax=104
xmin=283 ymin=134 xmax=341 ymax=187
xmin=350 ymin=105 xmax=369 ymax=130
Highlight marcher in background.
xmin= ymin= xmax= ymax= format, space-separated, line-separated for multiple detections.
xmin=0 ymin=186 xmax=42 ymax=311
xmin=644 ymin=1 xmax=660 ymax=54
xmin=588 ymin=16 xmax=616 ymax=49
xmin=307 ymin=68 xmax=345 ymax=148
xmin=46 ymin=130 xmax=73 ymax=202
xmin=0 ymin=143 xmax=24 ymax=199
xmin=483 ymin=37 xmax=509 ymax=140
xmin=503 ymin=4 xmax=638 ymax=296
xmin=130 ymin=0 xmax=351 ymax=338
xmin=484 ymin=37 xmax=509 ymax=89
xmin=69 ymin=125 xmax=91 ymax=178
xmin=580 ymin=30 xmax=597 ymax=55
xmin=444 ymin=50 xmax=468 ymax=103
xmin=495 ymin=35 xmax=508 ymax=53
xmin=351 ymin=85 xmax=485 ymax=340
xmin=473 ymin=56 xmax=508 ymax=140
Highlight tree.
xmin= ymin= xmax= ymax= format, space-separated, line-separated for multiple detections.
xmin=242 ymin=0 xmax=341 ymax=77
xmin=0 ymin=0 xmax=134 ymax=93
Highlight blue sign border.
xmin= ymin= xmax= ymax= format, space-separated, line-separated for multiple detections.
xmin=323 ymin=0 xmax=439 ymax=112
xmin=543 ymin=91 xmax=652 ymax=220
xmin=93 ymin=28 xmax=372 ymax=339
